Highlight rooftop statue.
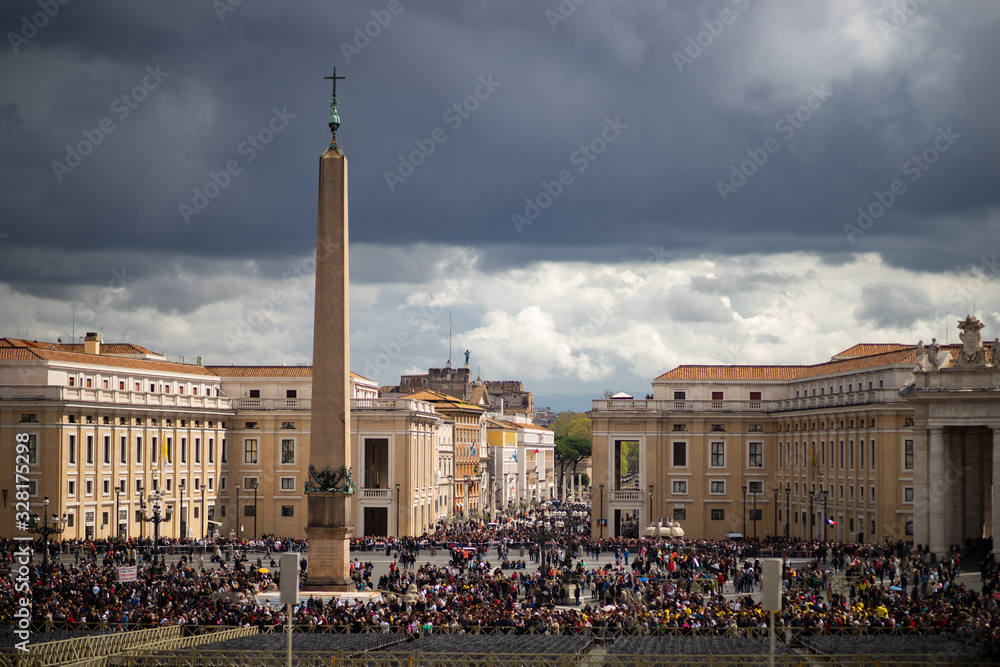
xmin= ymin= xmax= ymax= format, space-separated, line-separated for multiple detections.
xmin=955 ymin=314 xmax=987 ymax=367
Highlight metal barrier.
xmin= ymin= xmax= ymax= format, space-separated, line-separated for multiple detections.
xmin=97 ymin=652 xmax=985 ymax=667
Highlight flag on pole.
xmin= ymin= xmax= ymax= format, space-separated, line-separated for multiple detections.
xmin=160 ymin=437 xmax=169 ymax=465
xmin=826 ymin=517 xmax=837 ymax=526
xmin=512 ymin=453 xmax=518 ymax=462
xmin=810 ymin=446 xmax=818 ymax=477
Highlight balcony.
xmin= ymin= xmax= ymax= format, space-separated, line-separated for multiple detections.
xmin=232 ymin=397 xmax=310 ymax=411
xmin=609 ymin=489 xmax=644 ymax=504
xmin=353 ymin=398 xmax=437 ymax=414
xmin=0 ymin=385 xmax=231 ymax=410
xmin=592 ymin=399 xmax=779 ymax=413
xmin=360 ymin=488 xmax=393 ymax=500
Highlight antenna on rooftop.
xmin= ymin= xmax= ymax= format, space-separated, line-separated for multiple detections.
xmin=447 ymin=311 xmax=453 ymax=367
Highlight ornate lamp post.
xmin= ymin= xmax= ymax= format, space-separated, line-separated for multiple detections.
xmin=819 ymin=490 xmax=829 ymax=542
xmin=27 ymin=496 xmax=66 ymax=569
xmin=115 ymin=486 xmax=123 ymax=539
xmin=773 ymin=487 xmax=779 ymax=538
xmin=598 ymin=484 xmax=604 ymax=539
xmin=784 ymin=483 xmax=790 ymax=539
xmin=741 ymin=485 xmax=747 ymax=538
xmin=140 ymin=489 xmax=172 ymax=549
xmin=252 ymin=479 xmax=259 ymax=539
xmin=648 ymin=484 xmax=654 ymax=530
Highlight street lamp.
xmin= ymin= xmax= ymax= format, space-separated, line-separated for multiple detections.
xmin=396 ymin=482 xmax=401 ymax=537
xmin=773 ymin=487 xmax=779 ymax=538
xmin=138 ymin=483 xmax=146 ymax=540
xmin=808 ymin=489 xmax=816 ymax=541
xmin=139 ymin=489 xmax=172 ymax=549
xmin=819 ymin=490 xmax=829 ymax=542
xmin=741 ymin=485 xmax=747 ymax=538
xmin=26 ymin=496 xmax=66 ymax=569
xmin=784 ymin=483 xmax=791 ymax=539
xmin=115 ymin=486 xmax=123 ymax=539
xmin=598 ymin=484 xmax=604 ymax=539
xmin=252 ymin=479 xmax=259 ymax=539
xmin=201 ymin=484 xmax=206 ymax=539
xmin=648 ymin=484 xmax=654 ymax=529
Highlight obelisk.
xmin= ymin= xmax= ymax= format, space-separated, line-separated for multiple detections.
xmin=304 ymin=67 xmax=354 ymax=591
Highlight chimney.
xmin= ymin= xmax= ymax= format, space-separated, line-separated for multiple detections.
xmin=84 ymin=332 xmax=101 ymax=355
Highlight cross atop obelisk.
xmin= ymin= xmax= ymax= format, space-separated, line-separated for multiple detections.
xmin=323 ymin=67 xmax=346 ymax=141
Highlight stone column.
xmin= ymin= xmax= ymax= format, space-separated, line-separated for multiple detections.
xmin=927 ymin=427 xmax=947 ymax=560
xmin=305 ymin=143 xmax=353 ymax=591
xmin=912 ymin=426 xmax=929 ymax=550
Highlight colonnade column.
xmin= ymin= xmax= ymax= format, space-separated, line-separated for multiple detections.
xmin=992 ymin=427 xmax=1000 ymax=559
xmin=927 ymin=427 xmax=947 ymax=560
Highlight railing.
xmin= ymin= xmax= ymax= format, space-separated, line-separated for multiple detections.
xmin=352 ymin=398 xmax=437 ymax=413
xmin=609 ymin=489 xmax=644 ymax=503
xmin=0 ymin=385 xmax=231 ymax=410
xmin=592 ymin=399 xmax=779 ymax=412
xmin=361 ymin=487 xmax=393 ymax=500
xmin=232 ymin=397 xmax=310 ymax=410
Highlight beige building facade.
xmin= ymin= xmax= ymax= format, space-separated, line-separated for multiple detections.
xmin=591 ymin=343 xmax=933 ymax=543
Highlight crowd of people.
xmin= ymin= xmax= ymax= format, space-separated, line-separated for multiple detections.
xmin=3 ymin=531 xmax=1000 ymax=658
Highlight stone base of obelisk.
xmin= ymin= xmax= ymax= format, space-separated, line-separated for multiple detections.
xmin=303 ymin=494 xmax=353 ymax=592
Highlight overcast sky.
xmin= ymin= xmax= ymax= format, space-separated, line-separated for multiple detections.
xmin=2 ymin=0 xmax=998 ymax=409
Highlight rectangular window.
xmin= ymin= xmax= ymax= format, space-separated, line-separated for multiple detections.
xmin=871 ymin=440 xmax=876 ymax=470
xmin=180 ymin=437 xmax=187 ymax=464
xmin=673 ymin=508 xmax=687 ymax=521
xmin=839 ymin=440 xmax=844 ymax=469
xmin=904 ymin=487 xmax=914 ymax=503
xmin=673 ymin=391 xmax=686 ymax=400
xmin=135 ymin=480 xmax=142 ymax=495
xmin=286 ymin=389 xmax=297 ymax=399
xmin=748 ymin=480 xmax=763 ymax=494
xmin=710 ymin=480 xmax=725 ymax=494
xmin=85 ymin=480 xmax=93 ymax=496
xmin=120 ymin=436 xmax=127 ymax=465
xmin=710 ymin=424 xmax=725 ymax=432
xmin=103 ymin=436 xmax=111 ymax=465
xmin=244 ymin=505 xmax=256 ymax=517
xmin=672 ymin=424 xmax=687 ymax=432
xmin=904 ymin=440 xmax=914 ymax=470
xmin=220 ymin=505 xmax=226 ymax=517
xmin=281 ymin=422 xmax=296 ymax=430
xmin=103 ymin=479 xmax=110 ymax=496
xmin=244 ymin=439 xmax=258 ymax=464
xmin=221 ymin=438 xmax=227 ymax=463
xmin=281 ymin=506 xmax=294 ymax=517
xmin=68 ymin=480 xmax=76 ymax=496
xmin=710 ymin=509 xmax=725 ymax=520
xmin=778 ymin=442 xmax=783 ymax=468
xmin=672 ymin=480 xmax=688 ymax=494
xmin=860 ymin=438 xmax=864 ymax=469
xmin=749 ymin=391 xmax=761 ymax=400
xmin=136 ymin=436 xmax=143 ymax=464
xmin=244 ymin=477 xmax=258 ymax=491
xmin=710 ymin=442 xmax=725 ymax=467
xmin=220 ymin=477 xmax=227 ymax=491
xmin=167 ymin=437 xmax=173 ymax=464
xmin=208 ymin=438 xmax=214 ymax=463
xmin=24 ymin=434 xmax=38 ymax=465
xmin=152 ymin=436 xmax=158 ymax=465
xmin=249 ymin=389 xmax=261 ymax=398
xmin=712 ymin=391 xmax=723 ymax=400
xmin=672 ymin=442 xmax=687 ymax=467
xmin=195 ymin=438 xmax=201 ymax=463
xmin=245 ymin=422 xmax=258 ymax=429
xmin=281 ymin=439 xmax=295 ymax=464
xmin=849 ymin=440 xmax=854 ymax=469
xmin=748 ymin=442 xmax=763 ymax=468
xmin=69 ymin=434 xmax=76 ymax=464
xmin=280 ymin=477 xmax=296 ymax=491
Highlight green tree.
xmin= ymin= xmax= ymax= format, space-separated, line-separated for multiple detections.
xmin=550 ymin=411 xmax=592 ymax=439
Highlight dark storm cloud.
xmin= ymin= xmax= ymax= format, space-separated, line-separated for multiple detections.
xmin=1 ymin=0 xmax=998 ymax=303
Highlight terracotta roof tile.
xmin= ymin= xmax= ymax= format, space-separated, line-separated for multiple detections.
xmin=831 ymin=343 xmax=911 ymax=359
